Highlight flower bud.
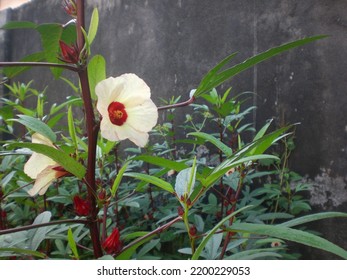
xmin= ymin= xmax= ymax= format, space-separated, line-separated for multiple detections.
xmin=62 ymin=0 xmax=77 ymax=17
xmin=189 ymin=225 xmax=197 ymax=237
xmin=102 ymin=228 xmax=123 ymax=255
xmin=177 ymin=206 xmax=184 ymax=216
xmin=59 ymin=40 xmax=80 ymax=64
xmin=73 ymin=195 xmax=91 ymax=216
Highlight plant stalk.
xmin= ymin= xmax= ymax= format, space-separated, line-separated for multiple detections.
xmin=76 ymin=0 xmax=103 ymax=258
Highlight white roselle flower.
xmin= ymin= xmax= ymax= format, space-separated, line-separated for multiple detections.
xmin=24 ymin=133 xmax=67 ymax=196
xmin=96 ymin=74 xmax=158 ymax=147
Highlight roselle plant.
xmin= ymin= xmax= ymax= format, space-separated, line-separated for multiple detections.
xmin=1 ymin=1 xmax=347 ymax=260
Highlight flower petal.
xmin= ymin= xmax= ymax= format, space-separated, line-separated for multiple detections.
xmin=96 ymin=76 xmax=125 ymax=116
xmin=24 ymin=133 xmax=57 ymax=179
xmin=126 ymin=99 xmax=158 ymax=132
xmin=99 ymin=116 xmax=121 ymax=142
xmin=115 ymin=74 xmax=151 ymax=107
xmin=32 ymin=132 xmax=56 ymax=147
xmin=24 ymin=152 xmax=57 ymax=179
xmin=114 ymin=123 xmax=150 ymax=147
xmin=27 ymin=165 xmax=65 ymax=196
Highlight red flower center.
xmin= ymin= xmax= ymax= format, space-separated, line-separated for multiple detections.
xmin=108 ymin=101 xmax=128 ymax=126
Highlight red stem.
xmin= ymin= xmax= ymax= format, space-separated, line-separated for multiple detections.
xmin=0 ymin=61 xmax=79 ymax=72
xmin=0 ymin=219 xmax=89 ymax=235
xmin=158 ymin=96 xmax=195 ymax=111
xmin=76 ymin=0 xmax=103 ymax=258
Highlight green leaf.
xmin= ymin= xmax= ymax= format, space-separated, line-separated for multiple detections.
xmin=195 ymin=35 xmax=327 ymax=96
xmin=280 ymin=212 xmax=347 ymax=228
xmin=27 ymin=211 xmax=52 ymax=251
xmin=124 ymin=172 xmax=175 ymax=194
xmin=253 ymin=119 xmax=273 ymax=141
xmin=111 ymin=161 xmax=130 ymax=197
xmin=195 ymin=52 xmax=238 ymax=97
xmin=36 ymin=23 xmax=64 ymax=78
xmin=115 ymin=235 xmax=155 ymax=260
xmin=203 ymin=154 xmax=279 ymax=187
xmin=67 ymin=228 xmax=79 ymax=259
xmin=10 ymin=115 xmax=56 ymax=142
xmin=188 ymin=132 xmax=232 ymax=157
xmin=229 ymin=222 xmax=347 ymax=259
xmin=8 ymin=142 xmax=86 ymax=179
xmin=88 ymin=8 xmax=99 ymax=45
xmin=3 ymin=52 xmax=45 ymax=78
xmin=88 ymin=55 xmax=106 ymax=99
xmin=175 ymin=161 xmax=197 ymax=202
xmin=226 ymin=248 xmax=283 ymax=260
xmin=192 ymin=205 xmax=253 ymax=260
xmin=1 ymin=21 xmax=37 ymax=29
xmin=133 ymin=155 xmax=189 ymax=172
xmin=67 ymin=106 xmax=78 ymax=149
xmin=248 ymin=125 xmax=294 ymax=156
xmin=0 ymin=248 xmax=46 ymax=259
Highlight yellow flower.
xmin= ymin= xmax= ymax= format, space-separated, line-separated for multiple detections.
xmin=96 ymin=74 xmax=158 ymax=147
xmin=24 ymin=133 xmax=67 ymax=196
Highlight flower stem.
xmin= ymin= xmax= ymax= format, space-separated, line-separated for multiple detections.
xmin=76 ymin=0 xmax=103 ymax=258
xmin=0 ymin=219 xmax=88 ymax=235
xmin=158 ymin=96 xmax=195 ymax=111
xmin=120 ymin=216 xmax=182 ymax=253
xmin=0 ymin=61 xmax=79 ymax=72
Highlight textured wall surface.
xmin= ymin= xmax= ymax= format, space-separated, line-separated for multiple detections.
xmin=1 ymin=0 xmax=347 ymax=259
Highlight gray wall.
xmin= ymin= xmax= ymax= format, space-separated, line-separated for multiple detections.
xmin=1 ymin=0 xmax=347 ymax=259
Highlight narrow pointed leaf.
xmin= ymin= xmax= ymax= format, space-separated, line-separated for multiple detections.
xmin=8 ymin=143 xmax=86 ymax=179
xmin=10 ymin=115 xmax=56 ymax=142
xmin=67 ymin=228 xmax=79 ymax=259
xmin=111 ymin=161 xmax=130 ymax=197
xmin=28 ymin=211 xmax=52 ymax=251
xmin=195 ymin=35 xmax=327 ymax=95
xmin=67 ymin=106 xmax=78 ymax=149
xmin=124 ymin=172 xmax=174 ymax=193
xmin=1 ymin=21 xmax=37 ymax=29
xmin=87 ymin=8 xmax=99 ymax=45
xmin=192 ymin=205 xmax=253 ymax=260
xmin=133 ymin=155 xmax=189 ymax=172
xmin=88 ymin=54 xmax=106 ymax=99
xmin=188 ymin=132 xmax=232 ymax=157
xmin=280 ymin=212 xmax=347 ymax=228
xmin=229 ymin=222 xmax=347 ymax=259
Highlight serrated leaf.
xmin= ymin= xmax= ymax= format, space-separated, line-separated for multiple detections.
xmin=8 ymin=142 xmax=86 ymax=179
xmin=10 ymin=115 xmax=56 ymax=142
xmin=124 ymin=172 xmax=174 ymax=193
xmin=88 ymin=54 xmax=106 ymax=99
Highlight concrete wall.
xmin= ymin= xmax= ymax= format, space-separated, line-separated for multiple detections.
xmin=1 ymin=0 xmax=347 ymax=259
